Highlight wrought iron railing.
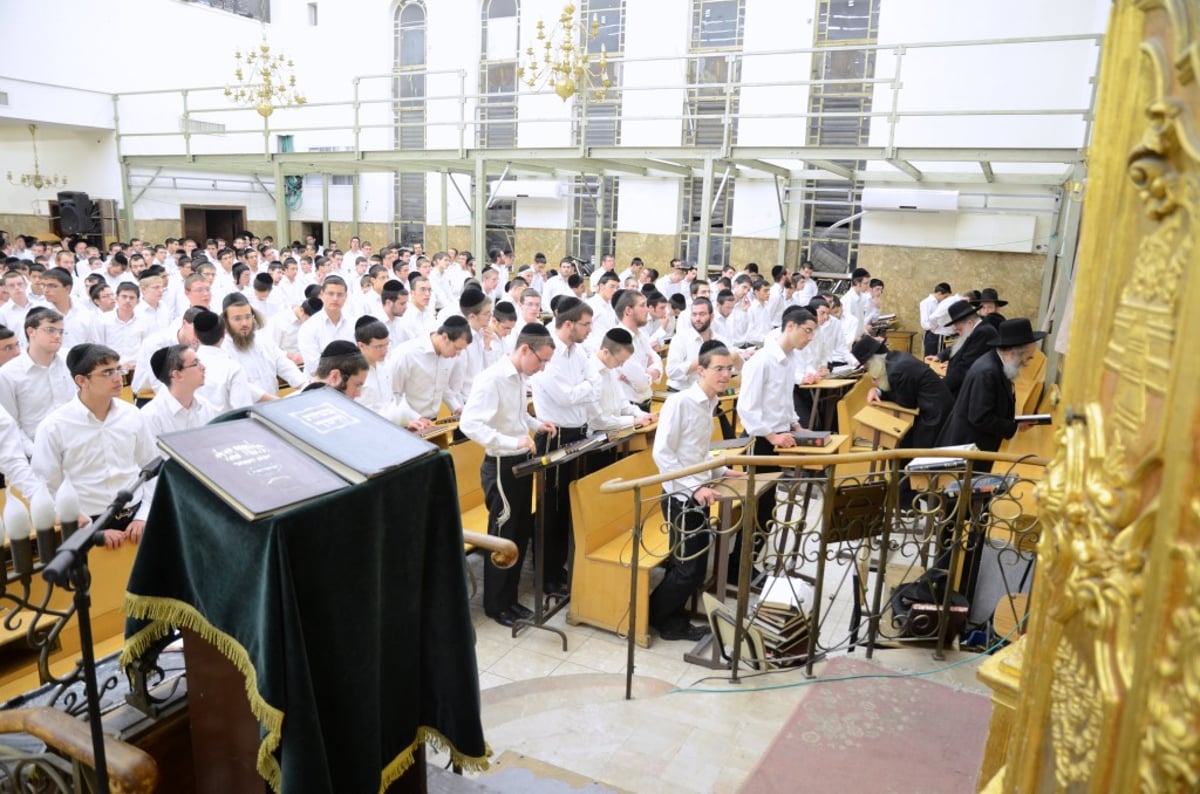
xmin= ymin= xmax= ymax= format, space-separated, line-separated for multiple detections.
xmin=600 ymin=447 xmax=1046 ymax=694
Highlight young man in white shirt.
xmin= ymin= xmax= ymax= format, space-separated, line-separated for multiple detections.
xmin=0 ymin=308 xmax=76 ymax=456
xmin=459 ymin=323 xmax=557 ymax=627
xmin=354 ymin=317 xmax=431 ymax=433
xmin=97 ymin=282 xmax=146 ymax=369
xmin=919 ymin=282 xmax=953 ymax=357
xmin=131 ymin=343 xmax=218 ymax=542
xmin=586 ymin=328 xmax=656 ymax=434
xmin=613 ymin=290 xmax=660 ymax=411
xmin=32 ymin=343 xmax=156 ymax=549
xmin=297 ymin=275 xmax=355 ymax=374
xmin=649 ymin=339 xmax=737 ymax=641
xmin=529 ymin=297 xmax=597 ymax=597
xmin=390 ymin=316 xmax=472 ymax=422
xmin=267 ymin=296 xmax=322 ymax=366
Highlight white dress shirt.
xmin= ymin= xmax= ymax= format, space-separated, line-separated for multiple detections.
xmin=391 ymin=334 xmax=462 ymax=419
xmin=357 ymin=357 xmax=416 ymax=426
xmin=0 ymin=351 xmax=77 ymax=456
xmin=0 ymin=405 xmax=43 ymax=498
xmin=97 ymin=311 xmax=147 ymax=363
xmin=222 ymin=335 xmax=306 ymax=401
xmin=32 ymin=397 xmax=156 ymax=516
xmin=297 ymin=310 xmax=355 ymax=374
xmin=195 ymin=345 xmax=254 ymax=412
xmin=618 ymin=323 xmax=660 ymax=404
xmin=135 ymin=390 xmax=218 ymax=520
xmin=530 ymin=340 xmax=598 ymax=428
xmin=587 ymin=356 xmax=647 ymax=433
xmin=266 ymin=309 xmax=305 ymax=355
xmin=59 ymin=301 xmax=97 ymax=351
xmin=460 ymin=356 xmax=542 ymax=457
xmin=653 ymin=383 xmax=727 ymax=499
xmin=665 ymin=326 xmax=705 ymax=392
xmin=736 ymin=338 xmax=799 ymax=438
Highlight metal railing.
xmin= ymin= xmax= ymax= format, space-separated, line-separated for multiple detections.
xmin=110 ymin=34 xmax=1102 ymax=166
xmin=600 ymin=447 xmax=1047 ymax=696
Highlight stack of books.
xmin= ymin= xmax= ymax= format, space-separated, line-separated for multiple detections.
xmin=750 ymin=576 xmax=813 ymax=662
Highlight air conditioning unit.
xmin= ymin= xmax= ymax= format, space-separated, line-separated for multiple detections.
xmin=861 ymin=187 xmax=959 ymax=212
xmin=490 ymin=180 xmax=567 ymax=201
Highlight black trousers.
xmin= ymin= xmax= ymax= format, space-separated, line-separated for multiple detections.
xmin=649 ymin=495 xmax=712 ymax=631
xmin=727 ymin=438 xmax=779 ymax=585
xmin=480 ymin=453 xmax=533 ymax=616
xmin=793 ymin=386 xmax=815 ymax=430
xmin=923 ymin=330 xmax=941 ymax=358
xmin=534 ymin=425 xmax=587 ymax=590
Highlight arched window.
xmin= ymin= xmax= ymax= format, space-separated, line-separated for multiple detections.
xmin=393 ymin=1 xmax=427 ymax=246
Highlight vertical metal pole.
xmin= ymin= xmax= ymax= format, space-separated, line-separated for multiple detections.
xmin=112 ymin=95 xmax=136 ymax=242
xmin=776 ymin=176 xmax=789 ymax=268
xmin=697 ymin=156 xmax=715 ymax=278
xmin=322 ymin=173 xmax=330 ymax=250
xmin=351 ymin=176 xmax=361 ymax=239
xmin=593 ymin=174 xmax=605 ymax=260
xmin=441 ymin=171 xmax=450 ymax=251
xmin=625 ymin=486 xmax=643 ymax=701
xmin=273 ymin=160 xmax=289 ymax=255
xmin=473 ymin=158 xmax=487 ymax=261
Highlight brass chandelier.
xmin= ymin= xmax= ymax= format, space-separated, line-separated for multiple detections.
xmin=517 ymin=3 xmax=612 ymax=101
xmin=6 ymin=124 xmax=66 ymax=190
xmin=225 ymin=34 xmax=307 ymax=118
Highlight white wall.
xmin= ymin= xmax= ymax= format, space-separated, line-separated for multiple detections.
xmin=0 ymin=0 xmax=1106 ymax=246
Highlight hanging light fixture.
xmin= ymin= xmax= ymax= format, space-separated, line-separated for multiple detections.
xmin=225 ymin=33 xmax=307 ymax=118
xmin=517 ymin=3 xmax=612 ymax=102
xmin=6 ymin=124 xmax=66 ymax=190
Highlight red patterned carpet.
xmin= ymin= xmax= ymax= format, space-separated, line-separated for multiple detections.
xmin=740 ymin=655 xmax=992 ymax=793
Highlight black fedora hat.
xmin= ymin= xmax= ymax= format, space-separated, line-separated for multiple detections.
xmin=990 ymin=318 xmax=1047 ymax=347
xmin=943 ymin=299 xmax=980 ymax=326
xmin=850 ymin=334 xmax=888 ymax=366
xmin=978 ymin=288 xmax=1008 ymax=307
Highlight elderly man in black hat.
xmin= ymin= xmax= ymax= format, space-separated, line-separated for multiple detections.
xmin=977 ymin=287 xmax=1008 ymax=329
xmin=937 ymin=318 xmax=1045 ymax=471
xmin=851 ymin=335 xmax=952 ymax=449
xmin=937 ymin=298 xmax=1000 ymax=397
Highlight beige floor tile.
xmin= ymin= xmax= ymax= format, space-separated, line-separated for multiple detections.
xmin=486 ymin=645 xmax=567 ymax=681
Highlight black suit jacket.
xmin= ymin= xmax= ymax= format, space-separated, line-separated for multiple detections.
xmin=879 ymin=351 xmax=953 ymax=449
xmin=938 ymin=350 xmax=1018 ymax=462
xmin=943 ymin=323 xmax=1000 ymax=397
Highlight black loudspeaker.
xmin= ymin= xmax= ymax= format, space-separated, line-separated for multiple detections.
xmin=58 ymin=191 xmax=95 ymax=235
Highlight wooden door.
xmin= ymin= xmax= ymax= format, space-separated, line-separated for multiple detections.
xmin=984 ymin=2 xmax=1200 ymax=791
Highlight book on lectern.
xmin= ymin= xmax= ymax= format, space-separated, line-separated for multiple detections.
xmin=157 ymin=390 xmax=439 ymax=520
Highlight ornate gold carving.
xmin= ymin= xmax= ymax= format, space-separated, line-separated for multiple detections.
xmin=1050 ymin=638 xmax=1103 ymax=788
xmin=1138 ymin=500 xmax=1200 ymax=791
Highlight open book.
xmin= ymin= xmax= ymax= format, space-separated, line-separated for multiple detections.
xmin=157 ymin=390 xmax=438 ymax=521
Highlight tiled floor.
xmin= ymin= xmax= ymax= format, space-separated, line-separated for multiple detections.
xmin=432 ymin=547 xmax=996 ymax=793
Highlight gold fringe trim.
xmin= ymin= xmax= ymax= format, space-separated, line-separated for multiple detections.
xmin=123 ymin=593 xmax=493 ymax=794
xmin=378 ymin=727 xmax=492 ymax=792
xmin=121 ymin=592 xmax=286 ymax=792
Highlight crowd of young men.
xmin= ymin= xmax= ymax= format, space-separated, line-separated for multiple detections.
xmin=0 ymin=229 xmax=1044 ymax=642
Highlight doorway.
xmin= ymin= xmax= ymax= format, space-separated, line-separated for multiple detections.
xmin=181 ymin=206 xmax=247 ymax=245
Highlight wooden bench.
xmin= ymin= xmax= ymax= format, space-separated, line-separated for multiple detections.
xmin=566 ymin=450 xmax=667 ymax=647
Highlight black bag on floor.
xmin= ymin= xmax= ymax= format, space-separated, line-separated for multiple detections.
xmin=890 ymin=569 xmax=969 ymax=639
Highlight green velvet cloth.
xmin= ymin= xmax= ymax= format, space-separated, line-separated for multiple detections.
xmin=122 ymin=449 xmax=488 ymax=793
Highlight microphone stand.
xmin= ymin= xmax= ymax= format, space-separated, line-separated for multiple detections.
xmin=42 ymin=457 xmax=164 ymax=794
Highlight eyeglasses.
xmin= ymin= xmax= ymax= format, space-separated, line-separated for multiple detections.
xmin=800 ymin=326 xmax=816 ymax=335
xmin=180 ymin=361 xmax=203 ymax=370
xmin=707 ymin=365 xmax=736 ymax=374
xmin=90 ymin=367 xmax=123 ymax=379
xmin=38 ymin=326 xmax=65 ymax=336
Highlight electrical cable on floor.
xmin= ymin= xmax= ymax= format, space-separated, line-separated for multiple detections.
xmin=670 ymin=615 xmax=1027 ymax=694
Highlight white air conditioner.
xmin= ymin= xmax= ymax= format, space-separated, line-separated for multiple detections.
xmin=491 ymin=180 xmax=567 ymax=201
xmin=861 ymin=187 xmax=959 ymax=212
